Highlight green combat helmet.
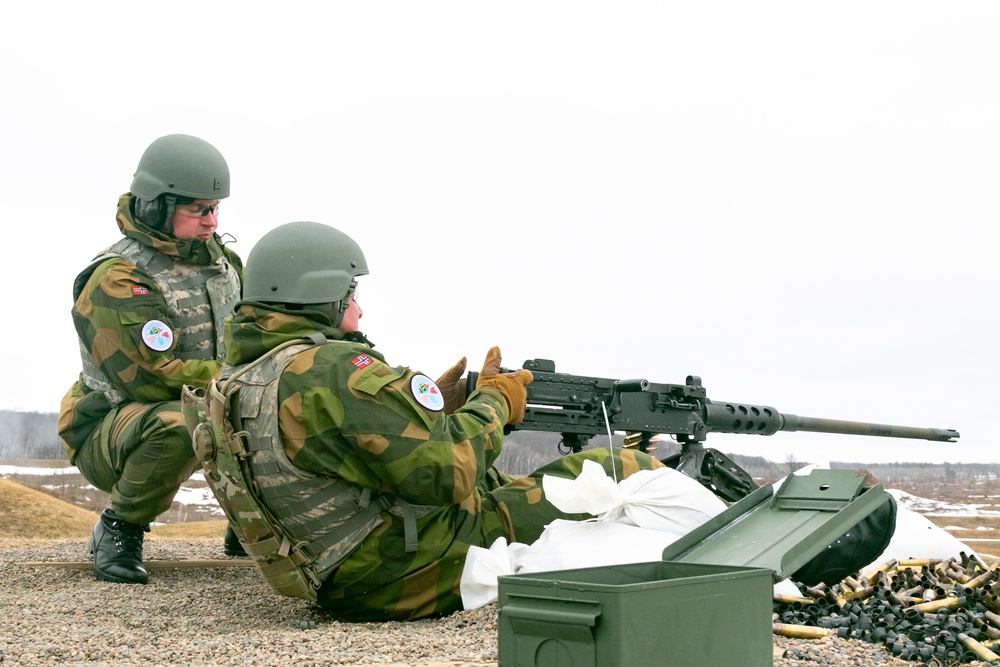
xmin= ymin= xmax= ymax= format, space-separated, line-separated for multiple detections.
xmin=243 ymin=221 xmax=369 ymax=327
xmin=130 ymin=134 xmax=230 ymax=229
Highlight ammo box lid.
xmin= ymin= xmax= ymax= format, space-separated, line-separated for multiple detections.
xmin=660 ymin=468 xmax=886 ymax=581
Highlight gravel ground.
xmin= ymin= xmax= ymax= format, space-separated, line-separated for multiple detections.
xmin=0 ymin=539 xmax=993 ymax=666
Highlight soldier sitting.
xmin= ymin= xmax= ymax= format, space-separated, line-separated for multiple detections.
xmin=205 ymin=221 xmax=664 ymax=621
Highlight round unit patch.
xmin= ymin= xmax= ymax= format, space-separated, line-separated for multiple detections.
xmin=141 ymin=319 xmax=174 ymax=352
xmin=410 ymin=374 xmax=445 ymax=412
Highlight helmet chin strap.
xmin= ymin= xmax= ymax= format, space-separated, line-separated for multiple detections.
xmin=161 ymin=195 xmax=178 ymax=234
xmin=274 ymin=282 xmax=357 ymax=328
xmin=332 ymin=300 xmax=347 ymax=329
xmin=292 ymin=301 xmax=346 ymax=328
xmin=330 ymin=283 xmax=357 ymax=329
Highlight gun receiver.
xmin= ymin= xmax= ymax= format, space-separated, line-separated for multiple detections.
xmin=467 ymin=359 xmax=959 ymax=502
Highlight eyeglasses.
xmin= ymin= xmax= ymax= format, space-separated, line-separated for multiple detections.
xmin=175 ymin=202 xmax=220 ymax=218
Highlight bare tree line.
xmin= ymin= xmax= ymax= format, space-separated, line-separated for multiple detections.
xmin=1 ymin=410 xmax=995 ymax=487
xmin=0 ymin=410 xmax=63 ymax=460
xmin=494 ymin=432 xmax=998 ymax=485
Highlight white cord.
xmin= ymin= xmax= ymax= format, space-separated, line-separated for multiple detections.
xmin=600 ymin=400 xmax=617 ymax=484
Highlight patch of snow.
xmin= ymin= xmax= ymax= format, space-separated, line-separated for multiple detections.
xmin=173 ymin=486 xmax=223 ymax=513
xmin=42 ymin=483 xmax=99 ymax=492
xmin=0 ymin=465 xmax=78 ymax=476
xmin=1 ymin=464 xmax=205 ymax=482
xmin=886 ymin=489 xmax=1000 ymax=517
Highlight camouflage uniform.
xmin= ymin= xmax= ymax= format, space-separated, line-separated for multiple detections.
xmin=58 ymin=194 xmax=243 ymax=525
xmin=222 ymin=303 xmax=663 ymax=621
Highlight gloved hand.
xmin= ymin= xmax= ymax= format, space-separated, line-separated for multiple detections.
xmin=435 ymin=356 xmax=468 ymax=414
xmin=475 ymin=346 xmax=533 ymax=425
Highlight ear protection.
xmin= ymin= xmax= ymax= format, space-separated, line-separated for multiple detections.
xmin=134 ymin=196 xmax=167 ymax=228
xmin=134 ymin=195 xmax=186 ymax=233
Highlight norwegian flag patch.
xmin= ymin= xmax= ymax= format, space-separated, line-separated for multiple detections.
xmin=131 ymin=284 xmax=150 ymax=296
xmin=351 ymin=354 xmax=373 ymax=368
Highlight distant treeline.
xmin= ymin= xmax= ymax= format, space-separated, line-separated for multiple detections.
xmin=494 ymin=431 xmax=999 ymax=484
xmin=495 ymin=432 xmax=790 ymax=481
xmin=1 ymin=411 xmax=996 ymax=485
xmin=0 ymin=410 xmax=63 ymax=460
xmin=830 ymin=460 xmax=1000 ymax=484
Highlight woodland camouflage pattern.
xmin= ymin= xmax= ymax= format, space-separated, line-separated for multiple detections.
xmin=217 ymin=340 xmax=411 ymax=598
xmin=57 ymin=194 xmax=243 ymax=523
xmin=219 ymin=302 xmax=664 ymax=621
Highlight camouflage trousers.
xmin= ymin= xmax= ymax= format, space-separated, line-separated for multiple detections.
xmin=316 ymin=448 xmax=664 ymax=621
xmin=73 ymin=400 xmax=198 ymax=525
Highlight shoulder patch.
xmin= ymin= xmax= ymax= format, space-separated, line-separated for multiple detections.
xmin=409 ymin=374 xmax=445 ymax=412
xmin=351 ymin=362 xmax=404 ymax=396
xmin=131 ymin=284 xmax=151 ymax=296
xmin=141 ymin=319 xmax=174 ymax=352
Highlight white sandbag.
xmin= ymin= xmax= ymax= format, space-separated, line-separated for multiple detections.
xmin=460 ymin=537 xmax=529 ymax=610
xmin=542 ymin=459 xmax=728 ymax=530
xmin=773 ymin=578 xmax=805 ymax=597
xmin=461 ymin=461 xmax=728 ymax=609
xmin=599 ymin=466 xmax=729 ymax=532
xmin=540 ymin=458 xmax=622 ymax=515
xmin=513 ymin=519 xmax=687 ymax=574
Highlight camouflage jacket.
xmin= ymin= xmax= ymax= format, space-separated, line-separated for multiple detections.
xmin=222 ymin=302 xmax=508 ymax=507
xmin=58 ymin=194 xmax=243 ymax=458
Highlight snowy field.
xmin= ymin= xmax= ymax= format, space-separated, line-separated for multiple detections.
xmin=889 ymin=488 xmax=1000 ymax=517
xmin=2 ymin=463 xmax=997 ymax=519
xmin=1 ymin=464 xmax=997 ymax=548
xmin=0 ymin=464 xmax=223 ymax=518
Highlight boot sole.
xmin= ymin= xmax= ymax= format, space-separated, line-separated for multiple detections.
xmin=93 ymin=569 xmax=148 ymax=585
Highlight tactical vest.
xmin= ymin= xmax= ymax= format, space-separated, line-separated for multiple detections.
xmin=182 ymin=334 xmax=418 ymax=602
xmin=75 ymin=237 xmax=241 ymax=405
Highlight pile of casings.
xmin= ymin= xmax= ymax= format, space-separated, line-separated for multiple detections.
xmin=773 ymin=555 xmax=1000 ymax=664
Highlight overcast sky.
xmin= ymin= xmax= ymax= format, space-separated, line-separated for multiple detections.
xmin=1 ymin=2 xmax=996 ymax=465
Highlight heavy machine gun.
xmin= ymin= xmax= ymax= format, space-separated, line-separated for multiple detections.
xmin=467 ymin=359 xmax=959 ymax=502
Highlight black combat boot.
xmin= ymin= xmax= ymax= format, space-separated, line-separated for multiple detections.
xmin=223 ymin=523 xmax=248 ymax=557
xmin=88 ymin=508 xmax=150 ymax=584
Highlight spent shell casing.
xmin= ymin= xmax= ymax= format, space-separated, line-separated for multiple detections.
xmin=772 ymin=623 xmax=835 ymax=639
xmin=958 ymin=632 xmax=1000 ymax=662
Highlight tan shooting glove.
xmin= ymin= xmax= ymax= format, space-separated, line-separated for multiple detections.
xmin=435 ymin=356 xmax=468 ymax=414
xmin=475 ymin=346 xmax=533 ymax=425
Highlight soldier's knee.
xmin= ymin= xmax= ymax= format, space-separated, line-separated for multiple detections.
xmin=140 ymin=404 xmax=192 ymax=446
xmin=145 ymin=402 xmax=187 ymax=431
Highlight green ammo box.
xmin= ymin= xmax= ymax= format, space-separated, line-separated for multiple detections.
xmin=497 ymin=561 xmax=773 ymax=667
xmin=497 ymin=469 xmax=891 ymax=667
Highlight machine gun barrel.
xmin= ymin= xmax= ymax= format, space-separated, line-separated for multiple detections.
xmin=702 ymin=401 xmax=959 ymax=442
xmin=777 ymin=414 xmax=959 ymax=442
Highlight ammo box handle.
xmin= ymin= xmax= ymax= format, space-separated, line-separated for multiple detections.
xmin=501 ymin=597 xmax=601 ymax=667
xmin=502 ymin=602 xmax=600 ymax=627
